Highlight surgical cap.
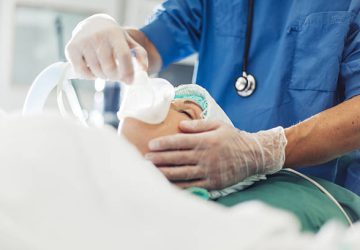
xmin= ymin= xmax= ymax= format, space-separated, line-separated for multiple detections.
xmin=174 ymin=84 xmax=234 ymax=126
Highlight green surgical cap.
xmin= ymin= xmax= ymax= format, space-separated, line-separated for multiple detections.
xmin=174 ymin=84 xmax=234 ymax=126
xmin=174 ymin=90 xmax=208 ymax=115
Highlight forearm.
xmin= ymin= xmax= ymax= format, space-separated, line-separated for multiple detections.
xmin=126 ymin=28 xmax=162 ymax=74
xmin=284 ymin=95 xmax=360 ymax=168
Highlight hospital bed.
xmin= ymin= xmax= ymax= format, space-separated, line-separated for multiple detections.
xmin=1 ymin=62 xmax=355 ymax=249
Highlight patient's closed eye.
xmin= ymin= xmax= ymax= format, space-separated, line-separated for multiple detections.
xmin=172 ymin=100 xmax=203 ymax=120
xmin=178 ymin=109 xmax=194 ymax=119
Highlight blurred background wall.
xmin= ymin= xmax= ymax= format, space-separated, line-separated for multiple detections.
xmin=0 ymin=0 xmax=196 ymax=114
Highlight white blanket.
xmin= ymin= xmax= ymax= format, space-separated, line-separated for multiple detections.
xmin=0 ymin=113 xmax=359 ymax=250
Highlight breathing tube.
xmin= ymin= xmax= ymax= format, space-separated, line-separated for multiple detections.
xmin=23 ymin=61 xmax=175 ymax=126
xmin=23 ymin=62 xmax=88 ymax=125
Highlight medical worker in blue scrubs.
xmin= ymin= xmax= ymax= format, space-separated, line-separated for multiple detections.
xmin=66 ymin=0 xmax=360 ymax=195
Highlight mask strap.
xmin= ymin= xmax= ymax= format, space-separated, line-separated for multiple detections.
xmin=57 ymin=64 xmax=88 ymax=127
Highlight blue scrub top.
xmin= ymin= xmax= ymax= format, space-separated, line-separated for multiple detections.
xmin=141 ymin=0 xmax=360 ymax=195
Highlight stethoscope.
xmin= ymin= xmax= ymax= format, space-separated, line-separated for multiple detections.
xmin=235 ymin=0 xmax=256 ymax=97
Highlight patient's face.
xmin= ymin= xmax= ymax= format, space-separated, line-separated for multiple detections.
xmin=119 ymin=99 xmax=203 ymax=155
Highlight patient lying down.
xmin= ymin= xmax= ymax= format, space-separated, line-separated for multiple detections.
xmin=119 ymin=84 xmax=264 ymax=199
xmin=2 ymin=109 xmax=360 ymax=248
xmin=118 ymin=84 xmax=360 ymax=231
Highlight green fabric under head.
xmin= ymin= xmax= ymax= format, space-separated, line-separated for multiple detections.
xmin=215 ymin=170 xmax=360 ymax=233
xmin=186 ymin=187 xmax=210 ymax=200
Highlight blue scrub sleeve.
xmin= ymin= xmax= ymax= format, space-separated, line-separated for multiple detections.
xmin=140 ymin=0 xmax=203 ymax=68
xmin=341 ymin=14 xmax=360 ymax=100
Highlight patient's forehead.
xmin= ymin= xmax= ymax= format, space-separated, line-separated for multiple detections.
xmin=173 ymin=99 xmax=198 ymax=105
xmin=172 ymin=99 xmax=203 ymax=111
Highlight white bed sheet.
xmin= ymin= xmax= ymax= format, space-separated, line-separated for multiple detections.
xmin=0 ymin=113 xmax=359 ymax=250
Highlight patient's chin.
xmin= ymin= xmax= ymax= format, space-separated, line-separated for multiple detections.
xmin=124 ymin=135 xmax=149 ymax=155
xmin=118 ymin=118 xmax=152 ymax=155
xmin=118 ymin=111 xmax=183 ymax=155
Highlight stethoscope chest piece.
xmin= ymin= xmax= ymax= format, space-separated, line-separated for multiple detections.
xmin=235 ymin=71 xmax=256 ymax=97
xmin=235 ymin=0 xmax=256 ymax=97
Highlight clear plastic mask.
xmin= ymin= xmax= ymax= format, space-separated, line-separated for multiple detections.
xmin=117 ymin=71 xmax=175 ymax=124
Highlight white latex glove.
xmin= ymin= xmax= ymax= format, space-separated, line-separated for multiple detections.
xmin=145 ymin=120 xmax=288 ymax=190
xmin=65 ymin=14 xmax=148 ymax=83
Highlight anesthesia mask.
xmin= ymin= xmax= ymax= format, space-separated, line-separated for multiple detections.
xmin=117 ymin=70 xmax=175 ymax=124
xmin=23 ymin=61 xmax=175 ymax=126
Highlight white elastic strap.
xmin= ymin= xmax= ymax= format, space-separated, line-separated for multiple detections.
xmin=283 ymin=168 xmax=353 ymax=226
xmin=56 ymin=65 xmax=88 ymax=127
xmin=23 ymin=61 xmax=87 ymax=128
xmin=23 ymin=62 xmax=69 ymax=115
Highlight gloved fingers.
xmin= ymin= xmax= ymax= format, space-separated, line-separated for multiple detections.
xmin=65 ymin=42 xmax=94 ymax=79
xmin=126 ymin=33 xmax=149 ymax=71
xmin=145 ymin=150 xmax=199 ymax=166
xmin=158 ymin=166 xmax=206 ymax=181
xmin=173 ymin=179 xmax=209 ymax=189
xmin=179 ymin=120 xmax=222 ymax=133
xmin=94 ymin=39 xmax=118 ymax=81
xmin=148 ymin=133 xmax=206 ymax=151
xmin=111 ymin=33 xmax=134 ymax=84
xmin=82 ymin=43 xmax=106 ymax=79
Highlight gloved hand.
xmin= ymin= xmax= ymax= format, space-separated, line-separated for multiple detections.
xmin=145 ymin=120 xmax=287 ymax=190
xmin=65 ymin=14 xmax=148 ymax=83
